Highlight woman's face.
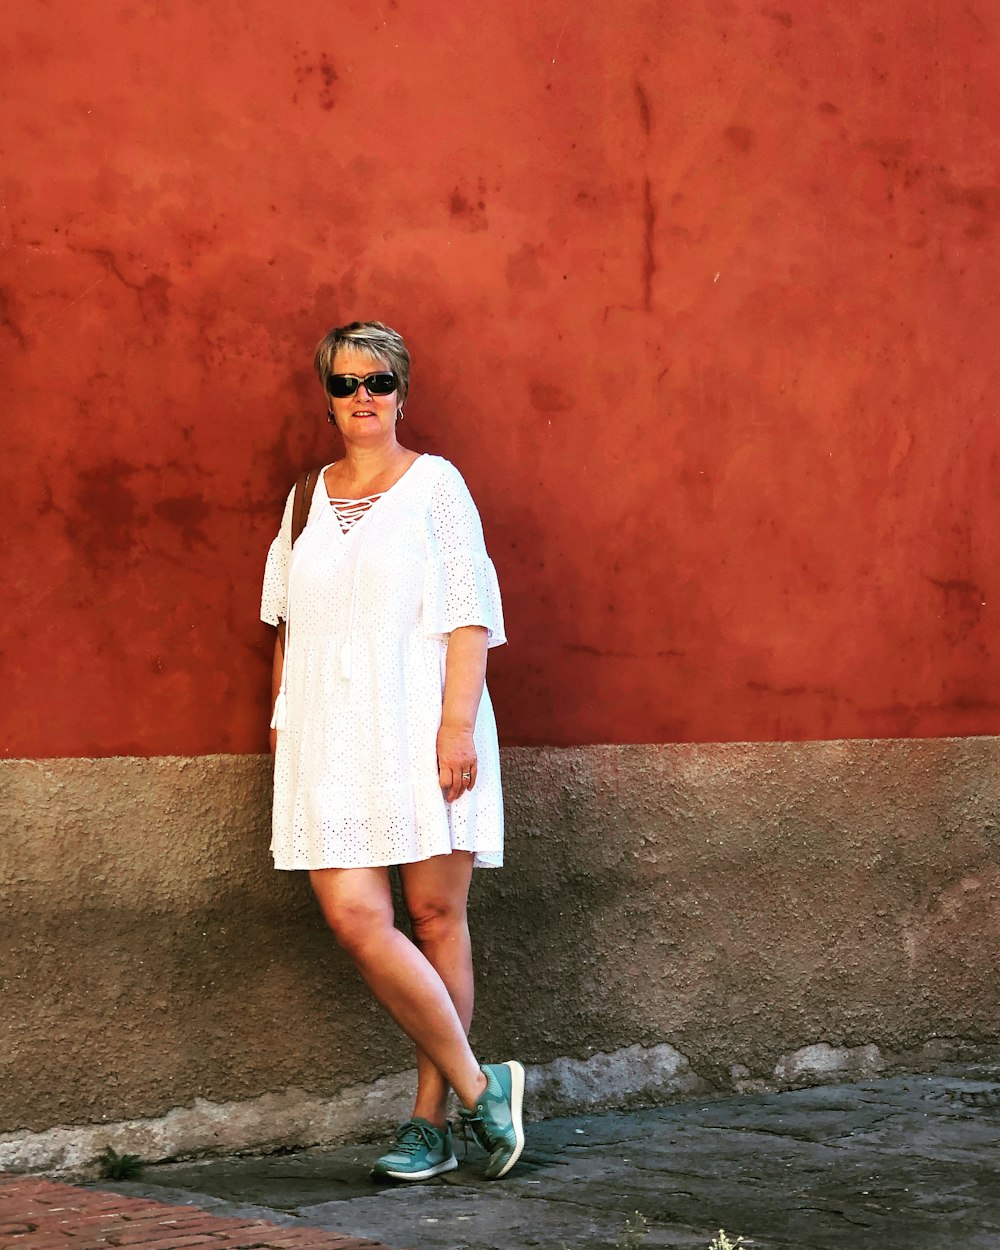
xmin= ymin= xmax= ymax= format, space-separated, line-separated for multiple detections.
xmin=327 ymin=348 xmax=401 ymax=442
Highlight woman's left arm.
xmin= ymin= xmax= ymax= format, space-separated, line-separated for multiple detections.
xmin=437 ymin=624 xmax=489 ymax=802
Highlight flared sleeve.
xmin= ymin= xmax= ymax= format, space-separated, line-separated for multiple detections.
xmin=260 ymin=485 xmax=296 ymax=626
xmin=422 ymin=462 xmax=506 ymax=647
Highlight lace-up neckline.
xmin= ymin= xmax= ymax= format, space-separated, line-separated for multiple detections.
xmin=328 ymin=493 xmax=383 ymax=534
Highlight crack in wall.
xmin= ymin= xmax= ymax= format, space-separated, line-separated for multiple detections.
xmin=641 ymin=176 xmax=656 ymax=311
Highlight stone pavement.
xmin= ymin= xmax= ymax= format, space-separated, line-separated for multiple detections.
xmin=9 ymin=1065 xmax=1000 ymax=1250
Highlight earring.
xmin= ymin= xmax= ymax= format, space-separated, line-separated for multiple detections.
xmin=327 ymin=409 xmax=337 ymax=425
xmin=396 ymin=405 xmax=405 ymax=422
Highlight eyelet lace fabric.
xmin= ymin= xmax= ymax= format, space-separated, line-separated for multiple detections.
xmin=260 ymin=455 xmax=505 ymax=871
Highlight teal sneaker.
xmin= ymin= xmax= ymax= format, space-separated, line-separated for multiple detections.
xmin=371 ymin=1118 xmax=458 ymax=1182
xmin=458 ymin=1060 xmax=526 ymax=1179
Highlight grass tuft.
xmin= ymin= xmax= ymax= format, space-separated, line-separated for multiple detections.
xmin=97 ymin=1145 xmax=145 ymax=1181
xmin=708 ymin=1231 xmax=748 ymax=1250
xmin=561 ymin=1214 xmax=748 ymax=1249
xmin=615 ymin=1211 xmax=648 ymax=1249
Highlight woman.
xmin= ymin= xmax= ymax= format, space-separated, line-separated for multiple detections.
xmin=260 ymin=320 xmax=523 ymax=1183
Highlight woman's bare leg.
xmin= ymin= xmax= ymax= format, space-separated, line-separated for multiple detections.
xmin=399 ymin=851 xmax=476 ymax=1126
xmin=309 ymin=865 xmax=487 ymax=1110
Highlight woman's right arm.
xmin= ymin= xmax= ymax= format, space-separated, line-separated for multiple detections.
xmin=270 ymin=622 xmax=285 ymax=754
xmin=262 ymin=485 xmax=296 ymax=753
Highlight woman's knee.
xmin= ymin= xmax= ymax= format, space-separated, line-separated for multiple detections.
xmin=407 ymin=894 xmax=469 ymax=946
xmin=400 ymin=853 xmax=474 ymax=947
xmin=310 ymin=871 xmax=394 ymax=955
xmin=325 ymin=899 xmax=394 ymax=954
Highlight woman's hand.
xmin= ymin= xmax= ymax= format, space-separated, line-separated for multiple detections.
xmin=437 ymin=721 xmax=477 ymax=802
xmin=437 ymin=625 xmax=487 ymax=802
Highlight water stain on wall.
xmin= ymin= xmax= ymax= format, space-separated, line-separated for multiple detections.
xmin=634 ymin=80 xmax=651 ymax=138
xmin=292 ymin=49 xmax=337 ymax=110
xmin=0 ymin=287 xmax=28 ymax=347
xmin=761 ymin=8 xmax=794 ymax=27
xmin=641 ymin=177 xmax=656 ymax=312
xmin=929 ymin=576 xmax=986 ymax=646
xmin=448 ymin=183 xmax=489 ymax=232
xmin=529 ymin=382 xmax=573 ymax=412
xmin=71 ymin=459 xmax=146 ymax=565
xmin=725 ymin=125 xmax=755 ymax=153
xmin=153 ymin=496 xmax=213 ymax=550
xmin=68 ymin=245 xmax=173 ymax=330
xmin=505 ymin=243 xmax=546 ymax=292
xmin=940 ymin=181 xmax=1000 ymax=239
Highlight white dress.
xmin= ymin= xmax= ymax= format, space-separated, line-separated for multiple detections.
xmin=260 ymin=454 xmax=506 ymax=871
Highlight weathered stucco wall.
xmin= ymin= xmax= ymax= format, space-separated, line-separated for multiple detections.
xmin=3 ymin=2 xmax=1000 ymax=758
xmin=4 ymin=738 xmax=998 ymax=1165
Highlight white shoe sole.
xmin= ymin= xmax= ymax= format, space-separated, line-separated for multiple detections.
xmin=374 ymin=1154 xmax=458 ymax=1182
xmin=489 ymin=1060 xmax=526 ymax=1179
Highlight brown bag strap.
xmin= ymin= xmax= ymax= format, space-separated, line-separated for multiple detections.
xmin=291 ymin=466 xmax=322 ymax=547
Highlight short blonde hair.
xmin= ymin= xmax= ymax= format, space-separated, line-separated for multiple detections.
xmin=313 ymin=321 xmax=411 ymax=402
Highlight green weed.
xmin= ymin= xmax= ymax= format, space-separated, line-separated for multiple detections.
xmin=708 ymin=1231 xmax=747 ymax=1250
xmin=97 ymin=1145 xmax=145 ymax=1181
xmin=561 ymin=1213 xmax=748 ymax=1249
xmin=615 ymin=1211 xmax=648 ymax=1249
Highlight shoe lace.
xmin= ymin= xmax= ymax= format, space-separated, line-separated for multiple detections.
xmin=392 ymin=1121 xmax=439 ymax=1156
xmin=457 ymin=1110 xmax=493 ymax=1159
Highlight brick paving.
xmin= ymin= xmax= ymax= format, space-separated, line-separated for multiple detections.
xmin=0 ymin=1176 xmax=401 ymax=1250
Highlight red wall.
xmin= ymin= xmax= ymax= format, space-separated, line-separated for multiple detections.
xmin=3 ymin=1 xmax=999 ymax=758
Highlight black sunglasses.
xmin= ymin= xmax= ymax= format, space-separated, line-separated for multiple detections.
xmin=326 ymin=371 xmax=398 ymax=398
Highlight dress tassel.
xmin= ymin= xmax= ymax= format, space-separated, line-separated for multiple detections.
xmin=270 ymin=690 xmax=287 ymax=731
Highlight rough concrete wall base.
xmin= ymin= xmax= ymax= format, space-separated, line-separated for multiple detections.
xmin=0 ymin=1067 xmax=417 ymax=1177
xmin=4 ymin=741 xmax=999 ymax=1157
xmin=3 ymin=1038 xmax=993 ymax=1178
